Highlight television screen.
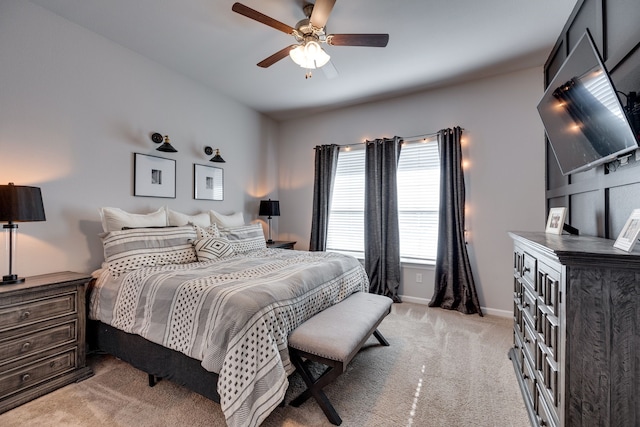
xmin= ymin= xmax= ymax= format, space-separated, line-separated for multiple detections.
xmin=537 ymin=31 xmax=638 ymax=176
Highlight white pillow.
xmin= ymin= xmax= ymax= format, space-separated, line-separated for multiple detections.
xmin=210 ymin=210 xmax=245 ymax=228
xmin=99 ymin=207 xmax=167 ymax=233
xmin=167 ymin=209 xmax=211 ymax=227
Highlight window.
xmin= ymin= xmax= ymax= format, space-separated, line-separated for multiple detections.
xmin=326 ymin=138 xmax=440 ymax=262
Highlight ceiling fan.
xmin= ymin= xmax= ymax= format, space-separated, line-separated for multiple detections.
xmin=231 ymin=0 xmax=389 ymax=78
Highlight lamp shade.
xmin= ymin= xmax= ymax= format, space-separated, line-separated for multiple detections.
xmin=259 ymin=199 xmax=280 ymax=217
xmin=0 ymin=183 xmax=46 ymax=222
xmin=156 ymin=135 xmax=178 ymax=153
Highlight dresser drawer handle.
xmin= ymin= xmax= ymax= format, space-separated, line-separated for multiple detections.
xmin=20 ymin=310 xmax=31 ymax=320
xmin=21 ymin=342 xmax=32 ymax=352
xmin=523 ymin=266 xmax=530 ymax=273
xmin=22 ymin=373 xmax=31 ymax=382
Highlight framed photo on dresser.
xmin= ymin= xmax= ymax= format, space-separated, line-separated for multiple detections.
xmin=614 ymin=209 xmax=640 ymax=252
xmin=545 ymin=207 xmax=567 ymax=234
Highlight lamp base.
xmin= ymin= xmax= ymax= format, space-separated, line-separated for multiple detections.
xmin=1 ymin=274 xmax=25 ymax=285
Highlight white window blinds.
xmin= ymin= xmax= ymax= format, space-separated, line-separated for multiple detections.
xmin=326 ymin=138 xmax=440 ymax=262
xmin=326 ymin=149 xmax=365 ymax=256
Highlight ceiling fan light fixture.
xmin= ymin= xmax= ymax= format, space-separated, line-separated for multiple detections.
xmin=289 ymin=41 xmax=330 ymax=69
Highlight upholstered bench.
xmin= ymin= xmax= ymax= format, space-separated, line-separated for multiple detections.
xmin=287 ymin=292 xmax=393 ymax=425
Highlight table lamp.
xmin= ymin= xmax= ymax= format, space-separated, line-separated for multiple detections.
xmin=259 ymin=199 xmax=280 ymax=244
xmin=0 ymin=183 xmax=46 ymax=285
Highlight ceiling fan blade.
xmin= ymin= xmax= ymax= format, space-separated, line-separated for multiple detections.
xmin=310 ymin=0 xmax=336 ymax=28
xmin=257 ymin=45 xmax=297 ymax=68
xmin=232 ymin=2 xmax=295 ymax=35
xmin=328 ymin=34 xmax=389 ymax=47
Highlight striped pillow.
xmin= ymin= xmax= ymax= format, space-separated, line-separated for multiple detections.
xmin=193 ymin=237 xmax=235 ymax=261
xmin=102 ymin=226 xmax=198 ymax=277
xmin=219 ymin=223 xmax=266 ymax=253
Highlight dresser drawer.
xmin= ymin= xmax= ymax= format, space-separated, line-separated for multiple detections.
xmin=522 ymin=286 xmax=536 ymax=323
xmin=521 ymin=252 xmax=537 ymax=289
xmin=0 ymin=292 xmax=76 ymax=332
xmin=0 ymin=320 xmax=77 ymax=365
xmin=536 ymin=383 xmax=557 ymax=427
xmin=0 ymin=348 xmax=77 ymax=400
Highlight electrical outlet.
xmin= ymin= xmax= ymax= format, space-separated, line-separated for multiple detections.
xmin=416 ymin=273 xmax=422 ymax=283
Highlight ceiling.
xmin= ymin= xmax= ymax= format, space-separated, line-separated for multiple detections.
xmin=29 ymin=0 xmax=578 ymax=121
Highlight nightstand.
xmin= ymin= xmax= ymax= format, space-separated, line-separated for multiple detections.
xmin=266 ymin=241 xmax=297 ymax=250
xmin=0 ymin=271 xmax=94 ymax=413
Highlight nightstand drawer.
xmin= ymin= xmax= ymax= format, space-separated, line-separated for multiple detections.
xmin=0 ymin=348 xmax=77 ymax=400
xmin=0 ymin=320 xmax=77 ymax=365
xmin=0 ymin=292 xmax=77 ymax=332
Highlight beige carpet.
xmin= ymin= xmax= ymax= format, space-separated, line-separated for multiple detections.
xmin=0 ymin=303 xmax=528 ymax=427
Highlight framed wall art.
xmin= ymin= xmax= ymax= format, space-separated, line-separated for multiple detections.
xmin=194 ymin=163 xmax=223 ymax=201
xmin=134 ymin=153 xmax=176 ymax=198
xmin=545 ymin=207 xmax=567 ymax=234
xmin=613 ymin=209 xmax=640 ymax=252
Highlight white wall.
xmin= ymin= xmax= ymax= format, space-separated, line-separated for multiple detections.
xmin=0 ymin=1 xmax=279 ymax=277
xmin=277 ymin=68 xmax=547 ymax=315
xmin=0 ymin=1 xmax=547 ymax=315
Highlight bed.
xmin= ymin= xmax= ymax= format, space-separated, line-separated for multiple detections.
xmin=87 ymin=222 xmax=369 ymax=427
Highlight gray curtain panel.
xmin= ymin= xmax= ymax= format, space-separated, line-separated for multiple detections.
xmin=365 ymin=136 xmax=402 ymax=302
xmin=309 ymin=144 xmax=339 ymax=251
xmin=429 ymin=127 xmax=482 ymax=315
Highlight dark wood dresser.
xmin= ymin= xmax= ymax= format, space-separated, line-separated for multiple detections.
xmin=0 ymin=271 xmax=93 ymax=413
xmin=508 ymin=232 xmax=639 ymax=427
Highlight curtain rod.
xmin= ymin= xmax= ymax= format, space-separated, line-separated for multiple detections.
xmin=314 ymin=128 xmax=465 ymax=149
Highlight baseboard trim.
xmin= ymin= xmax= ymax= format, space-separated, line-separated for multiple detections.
xmin=399 ymin=295 xmax=431 ymax=305
xmin=398 ymin=295 xmax=512 ymax=318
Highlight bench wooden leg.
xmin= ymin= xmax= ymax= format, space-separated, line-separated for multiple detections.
xmin=373 ymin=329 xmax=389 ymax=346
xmin=289 ymin=349 xmax=343 ymax=426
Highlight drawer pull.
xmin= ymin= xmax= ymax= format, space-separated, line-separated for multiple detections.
xmin=20 ymin=310 xmax=31 ymax=320
xmin=523 ymin=266 xmax=530 ymax=273
xmin=21 ymin=341 xmax=32 ymax=352
xmin=22 ymin=373 xmax=31 ymax=382
xmin=523 ymin=373 xmax=529 ymax=380
xmin=50 ymin=361 xmax=56 ymax=368
xmin=524 ymin=338 xmax=531 ymax=344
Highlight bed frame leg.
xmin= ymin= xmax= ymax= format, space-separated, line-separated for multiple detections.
xmin=148 ymin=374 xmax=162 ymax=387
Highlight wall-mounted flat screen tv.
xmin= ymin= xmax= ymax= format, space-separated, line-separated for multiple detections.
xmin=537 ymin=30 xmax=639 ymax=176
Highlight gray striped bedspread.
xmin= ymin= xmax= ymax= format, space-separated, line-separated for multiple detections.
xmin=89 ymin=248 xmax=369 ymax=427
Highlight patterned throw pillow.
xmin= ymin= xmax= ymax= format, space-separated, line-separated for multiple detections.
xmin=193 ymin=237 xmax=235 ymax=261
xmin=102 ymin=226 xmax=198 ymax=277
xmin=219 ymin=223 xmax=266 ymax=253
xmin=193 ymin=223 xmax=220 ymax=239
